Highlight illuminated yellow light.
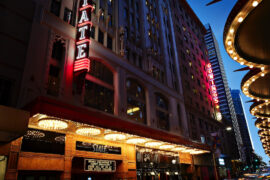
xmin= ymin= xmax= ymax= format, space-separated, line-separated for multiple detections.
xmin=104 ymin=133 xmax=126 ymax=141
xmin=240 ymin=62 xmax=244 ymax=65
xmin=252 ymin=79 xmax=255 ymax=82
xmin=38 ymin=118 xmax=68 ymax=130
xmin=229 ymin=50 xmax=233 ymax=54
xmin=226 ymin=127 xmax=232 ymax=131
xmin=172 ymin=147 xmax=186 ymax=151
xmin=252 ymin=1 xmax=258 ymax=7
xmin=230 ymin=29 xmax=234 ymax=33
xmin=261 ymin=67 xmax=265 ymax=71
xmin=238 ymin=17 xmax=244 ymax=23
xmin=181 ymin=149 xmax=195 ymax=153
xmin=261 ymin=73 xmax=265 ymax=77
xmin=32 ymin=114 xmax=39 ymax=118
xmin=145 ymin=141 xmax=163 ymax=147
xmin=127 ymin=107 xmax=140 ymax=114
xmin=250 ymin=65 xmax=253 ymax=68
xmin=233 ymin=57 xmax=238 ymax=60
xmin=227 ymin=41 xmax=232 ymax=46
xmin=159 ymin=144 xmax=175 ymax=149
xmin=190 ymin=150 xmax=205 ymax=155
xmin=126 ymin=138 xmax=146 ymax=144
xmin=76 ymin=127 xmax=101 ymax=136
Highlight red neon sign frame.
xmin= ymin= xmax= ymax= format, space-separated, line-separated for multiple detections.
xmin=206 ymin=63 xmax=219 ymax=104
xmin=74 ymin=0 xmax=94 ymax=73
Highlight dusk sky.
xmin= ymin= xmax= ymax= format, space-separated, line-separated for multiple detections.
xmin=186 ymin=0 xmax=269 ymax=164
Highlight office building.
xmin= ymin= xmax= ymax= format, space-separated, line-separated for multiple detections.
xmin=231 ymin=89 xmax=253 ymax=166
xmin=205 ymin=24 xmax=243 ymax=162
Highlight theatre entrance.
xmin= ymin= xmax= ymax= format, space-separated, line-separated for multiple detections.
xmin=71 ymin=173 xmax=114 ymax=180
xmin=72 ymin=157 xmax=117 ymax=180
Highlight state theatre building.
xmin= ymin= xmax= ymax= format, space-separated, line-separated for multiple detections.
xmin=0 ymin=0 xmax=218 ymax=179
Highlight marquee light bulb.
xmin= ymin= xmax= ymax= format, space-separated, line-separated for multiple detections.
xmin=252 ymin=1 xmax=258 ymax=7
xmin=238 ymin=17 xmax=244 ymax=23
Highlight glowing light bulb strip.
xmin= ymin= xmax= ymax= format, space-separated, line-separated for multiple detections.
xmin=126 ymin=138 xmax=146 ymax=144
xmin=241 ymin=68 xmax=269 ymax=101
xmin=38 ymin=118 xmax=68 ymax=130
xmin=250 ymin=101 xmax=270 ymax=119
xmin=31 ymin=114 xmax=210 ymax=154
xmin=76 ymin=127 xmax=101 ymax=136
xmin=224 ymin=0 xmax=263 ymax=68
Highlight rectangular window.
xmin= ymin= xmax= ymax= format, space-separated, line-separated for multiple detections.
xmin=107 ymin=36 xmax=112 ymax=50
xmin=98 ymin=29 xmax=104 ymax=44
xmin=130 ymin=13 xmax=133 ymax=25
xmin=108 ymin=13 xmax=113 ymax=27
xmin=136 ymin=18 xmax=140 ymax=31
xmin=100 ymin=0 xmax=105 ymax=9
xmin=84 ymin=80 xmax=114 ymax=114
xmin=156 ymin=110 xmax=169 ymax=131
xmin=124 ymin=8 xmax=128 ymax=21
xmin=47 ymin=65 xmax=60 ymax=96
xmin=90 ymin=26 xmax=95 ymax=39
xmin=50 ymin=0 xmax=61 ymax=17
xmin=63 ymin=8 xmax=72 ymax=24
xmin=138 ymin=56 xmax=142 ymax=69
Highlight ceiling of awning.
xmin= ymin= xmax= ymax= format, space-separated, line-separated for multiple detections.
xmin=235 ymin=0 xmax=270 ymax=65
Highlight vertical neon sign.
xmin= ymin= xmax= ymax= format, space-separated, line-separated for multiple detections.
xmin=74 ymin=0 xmax=93 ymax=72
xmin=206 ymin=63 xmax=219 ymax=104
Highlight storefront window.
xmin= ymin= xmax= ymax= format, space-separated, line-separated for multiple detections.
xmin=136 ymin=147 xmax=180 ymax=180
xmin=84 ymin=60 xmax=114 ymax=114
xmin=155 ymin=93 xmax=169 ymax=130
xmin=126 ymin=79 xmax=146 ymax=124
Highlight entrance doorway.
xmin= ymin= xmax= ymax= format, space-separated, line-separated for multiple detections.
xmin=71 ymin=173 xmax=114 ymax=180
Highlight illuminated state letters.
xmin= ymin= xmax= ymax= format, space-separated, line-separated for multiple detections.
xmin=206 ymin=63 xmax=219 ymax=104
xmin=74 ymin=0 xmax=94 ymax=72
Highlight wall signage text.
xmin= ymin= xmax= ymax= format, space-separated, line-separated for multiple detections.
xmin=74 ymin=0 xmax=94 ymax=72
xmin=206 ymin=63 xmax=219 ymax=104
xmin=76 ymin=141 xmax=121 ymax=155
xmin=84 ymin=159 xmax=116 ymax=172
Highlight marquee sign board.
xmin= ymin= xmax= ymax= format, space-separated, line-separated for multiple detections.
xmin=76 ymin=141 xmax=122 ymax=155
xmin=206 ymin=63 xmax=219 ymax=104
xmin=84 ymin=159 xmax=116 ymax=172
xmin=74 ymin=0 xmax=94 ymax=72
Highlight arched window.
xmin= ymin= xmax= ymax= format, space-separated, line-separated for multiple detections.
xmin=84 ymin=60 xmax=114 ymax=114
xmin=126 ymin=79 xmax=146 ymax=124
xmin=155 ymin=93 xmax=169 ymax=130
